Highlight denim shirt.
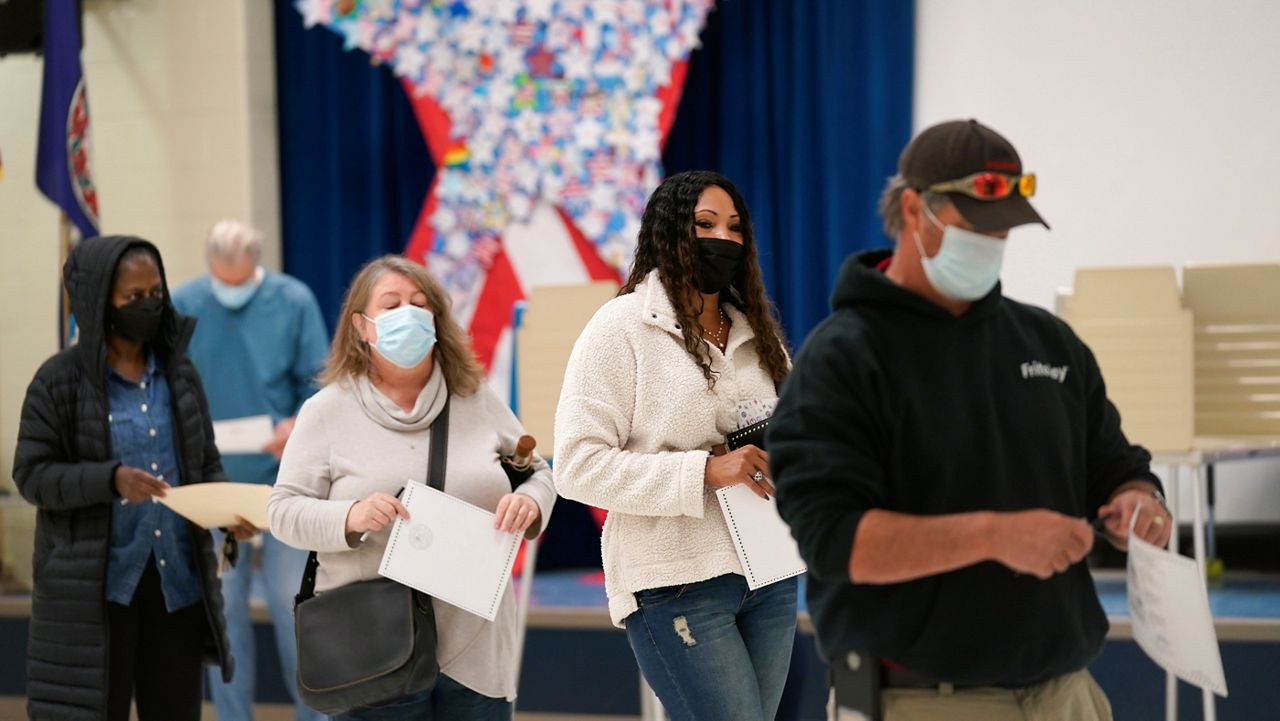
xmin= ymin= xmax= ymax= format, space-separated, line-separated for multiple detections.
xmin=106 ymin=353 xmax=202 ymax=611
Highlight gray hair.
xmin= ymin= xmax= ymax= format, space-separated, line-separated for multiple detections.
xmin=206 ymin=219 xmax=263 ymax=264
xmin=877 ymin=174 xmax=951 ymax=240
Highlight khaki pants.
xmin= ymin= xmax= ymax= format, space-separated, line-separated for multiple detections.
xmin=830 ymin=669 xmax=1112 ymax=721
xmin=882 ymin=670 xmax=1111 ymax=721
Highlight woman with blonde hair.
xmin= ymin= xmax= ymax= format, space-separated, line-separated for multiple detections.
xmin=269 ymin=254 xmax=555 ymax=720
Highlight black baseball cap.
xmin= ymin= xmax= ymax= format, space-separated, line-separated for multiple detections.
xmin=899 ymin=119 xmax=1049 ymax=232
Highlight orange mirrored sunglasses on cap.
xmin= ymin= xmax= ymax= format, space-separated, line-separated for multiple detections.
xmin=928 ymin=172 xmax=1036 ymax=200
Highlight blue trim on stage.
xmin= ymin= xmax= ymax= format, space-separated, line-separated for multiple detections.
xmin=1095 ymin=574 xmax=1280 ymax=619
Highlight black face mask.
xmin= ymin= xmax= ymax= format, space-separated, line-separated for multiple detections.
xmin=111 ymin=297 xmax=165 ymax=343
xmin=695 ymin=238 xmax=745 ymax=295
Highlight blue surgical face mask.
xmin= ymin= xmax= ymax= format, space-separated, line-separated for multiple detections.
xmin=913 ymin=204 xmax=1006 ymax=301
xmin=363 ymin=305 xmax=436 ymax=369
xmin=211 ymin=268 xmax=262 ymax=310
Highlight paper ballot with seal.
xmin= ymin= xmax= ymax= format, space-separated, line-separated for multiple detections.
xmin=716 ymin=484 xmax=807 ymax=590
xmin=378 ymin=481 xmax=521 ymax=621
xmin=1126 ymin=508 xmax=1228 ymax=697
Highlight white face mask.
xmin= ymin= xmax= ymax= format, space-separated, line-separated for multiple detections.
xmin=913 ymin=203 xmax=1006 ymax=301
xmin=210 ymin=266 xmax=264 ymax=310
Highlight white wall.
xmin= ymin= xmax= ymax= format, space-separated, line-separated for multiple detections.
xmin=916 ymin=0 xmax=1280 ymax=309
xmin=916 ymin=0 xmax=1280 ymax=524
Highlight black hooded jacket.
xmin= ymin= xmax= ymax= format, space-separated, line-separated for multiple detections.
xmin=771 ymin=249 xmax=1159 ymax=687
xmin=12 ymin=236 xmax=234 ymax=720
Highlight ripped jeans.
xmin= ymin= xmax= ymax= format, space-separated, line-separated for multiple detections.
xmin=625 ymin=573 xmax=798 ymax=721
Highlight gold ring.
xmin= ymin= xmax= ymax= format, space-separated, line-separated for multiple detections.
xmin=1153 ymin=515 xmax=1166 ymax=526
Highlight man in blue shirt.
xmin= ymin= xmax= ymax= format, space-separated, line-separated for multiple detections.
xmin=173 ymin=220 xmax=329 ymax=721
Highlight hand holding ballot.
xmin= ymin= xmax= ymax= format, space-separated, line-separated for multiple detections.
xmin=225 ymin=515 xmax=259 ymax=541
xmin=493 ymin=492 xmax=543 ymax=537
xmin=212 ymin=414 xmax=301 ymax=459
xmin=705 ymin=445 xmax=773 ymax=501
xmin=716 ymin=483 xmax=807 ymax=590
xmin=345 ymin=490 xmax=411 ymax=537
xmin=705 ymin=401 xmax=776 ymax=502
xmin=1097 ymin=483 xmax=1174 ymax=550
xmin=1126 ymin=506 xmax=1228 ymax=697
xmin=379 ymin=481 xmax=523 ymax=621
xmin=262 ymin=416 xmax=297 ymax=459
xmin=709 ymin=411 xmax=805 ymax=591
xmin=211 ymin=414 xmax=276 ymax=455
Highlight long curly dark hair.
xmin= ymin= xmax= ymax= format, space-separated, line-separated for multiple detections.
xmin=620 ymin=170 xmax=789 ymax=389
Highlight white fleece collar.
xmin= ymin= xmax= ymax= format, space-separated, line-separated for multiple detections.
xmin=637 ymin=270 xmax=755 ymax=357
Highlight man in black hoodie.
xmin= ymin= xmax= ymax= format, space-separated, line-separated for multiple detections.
xmin=770 ymin=120 xmax=1171 ymax=721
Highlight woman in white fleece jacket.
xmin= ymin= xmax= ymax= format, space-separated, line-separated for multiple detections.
xmin=555 ymin=171 xmax=796 ymax=721
xmin=269 ymin=256 xmax=555 ymax=721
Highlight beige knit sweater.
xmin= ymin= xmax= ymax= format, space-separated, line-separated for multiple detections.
xmin=268 ymin=363 xmax=556 ymax=700
xmin=554 ymin=271 xmax=780 ymax=626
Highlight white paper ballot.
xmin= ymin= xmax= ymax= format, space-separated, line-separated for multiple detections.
xmin=1126 ymin=511 xmax=1228 ymax=697
xmin=716 ymin=484 xmax=807 ymax=590
xmin=157 ymin=482 xmax=271 ymax=529
xmin=379 ymin=481 xmax=521 ymax=621
xmin=211 ymin=415 xmax=275 ymax=454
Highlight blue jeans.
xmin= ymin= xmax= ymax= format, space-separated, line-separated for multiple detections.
xmin=206 ymin=531 xmax=324 ymax=721
xmin=332 ymin=674 xmax=512 ymax=721
xmin=626 ymin=573 xmax=798 ymax=721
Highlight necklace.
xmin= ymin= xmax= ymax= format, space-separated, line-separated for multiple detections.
xmin=701 ymin=307 xmax=728 ymax=350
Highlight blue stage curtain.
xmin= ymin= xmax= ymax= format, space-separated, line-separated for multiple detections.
xmin=273 ymin=0 xmax=432 ymax=330
xmin=274 ymin=0 xmax=911 ymax=344
xmin=664 ymin=0 xmax=915 ymax=347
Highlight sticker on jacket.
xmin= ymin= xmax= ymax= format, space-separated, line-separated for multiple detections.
xmin=736 ymin=398 xmax=778 ymax=428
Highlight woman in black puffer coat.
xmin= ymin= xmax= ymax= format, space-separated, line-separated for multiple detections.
xmin=13 ymin=236 xmax=241 ymax=721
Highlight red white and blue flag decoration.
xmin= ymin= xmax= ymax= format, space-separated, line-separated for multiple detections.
xmin=36 ymin=0 xmax=99 ymax=240
xmin=297 ymin=0 xmax=713 ymax=390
